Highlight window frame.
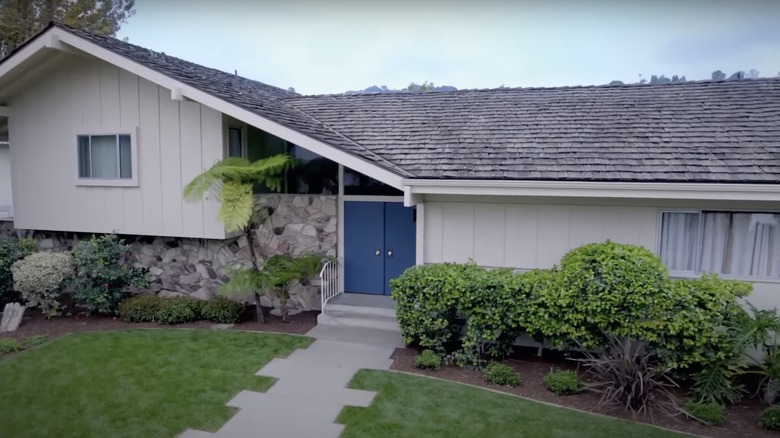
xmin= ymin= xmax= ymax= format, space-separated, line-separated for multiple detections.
xmin=74 ymin=127 xmax=139 ymax=187
xmin=658 ymin=209 xmax=780 ymax=283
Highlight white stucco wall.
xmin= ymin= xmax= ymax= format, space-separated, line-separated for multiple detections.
xmin=8 ymin=55 xmax=224 ymax=238
xmin=0 ymin=144 xmax=11 ymax=218
xmin=422 ymin=196 xmax=780 ymax=310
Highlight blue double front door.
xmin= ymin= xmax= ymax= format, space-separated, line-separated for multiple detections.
xmin=344 ymin=201 xmax=416 ymax=295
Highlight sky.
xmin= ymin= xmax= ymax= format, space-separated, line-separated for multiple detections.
xmin=117 ymin=0 xmax=780 ymax=95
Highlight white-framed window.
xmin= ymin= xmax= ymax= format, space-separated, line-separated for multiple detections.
xmin=660 ymin=211 xmax=780 ymax=279
xmin=75 ymin=129 xmax=138 ymax=187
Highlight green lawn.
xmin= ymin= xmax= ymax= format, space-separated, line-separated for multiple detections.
xmin=0 ymin=330 xmax=311 ymax=438
xmin=338 ymin=370 xmax=685 ymax=438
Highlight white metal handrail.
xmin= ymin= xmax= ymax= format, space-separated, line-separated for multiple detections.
xmin=319 ymin=258 xmax=341 ymax=311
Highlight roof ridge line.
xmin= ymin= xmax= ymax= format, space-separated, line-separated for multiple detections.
xmin=281 ymin=99 xmax=415 ymax=177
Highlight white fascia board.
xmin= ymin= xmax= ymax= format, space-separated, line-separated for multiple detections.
xmin=403 ymin=179 xmax=780 ymax=202
xmin=50 ymin=29 xmax=405 ymax=189
xmin=0 ymin=33 xmax=51 ymax=79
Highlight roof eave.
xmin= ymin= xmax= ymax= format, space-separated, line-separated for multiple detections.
xmin=402 ymin=178 xmax=780 ymax=202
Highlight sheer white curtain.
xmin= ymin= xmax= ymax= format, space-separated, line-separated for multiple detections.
xmin=660 ymin=212 xmax=699 ymax=271
xmin=700 ymin=212 xmax=780 ymax=278
xmin=90 ymin=135 xmax=119 ymax=178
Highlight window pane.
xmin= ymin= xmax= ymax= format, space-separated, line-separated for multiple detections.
xmin=286 ymin=143 xmax=338 ymax=195
xmin=78 ymin=136 xmax=90 ymax=178
xmin=90 ymin=135 xmax=119 ymax=178
xmin=344 ymin=167 xmax=403 ymax=196
xmin=660 ymin=212 xmax=699 ymax=271
xmin=119 ymin=135 xmax=132 ymax=178
xmin=703 ymin=212 xmax=780 ymax=278
xmin=228 ymin=128 xmax=242 ymax=157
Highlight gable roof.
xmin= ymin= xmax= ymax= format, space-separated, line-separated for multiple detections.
xmin=286 ymin=80 xmax=780 ymax=183
xmin=2 ymin=23 xmax=780 ymax=186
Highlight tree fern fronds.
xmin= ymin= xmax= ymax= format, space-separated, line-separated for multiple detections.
xmin=218 ymin=181 xmax=254 ymax=233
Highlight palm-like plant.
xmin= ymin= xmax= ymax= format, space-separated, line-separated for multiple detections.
xmin=184 ymin=155 xmax=293 ymax=323
xmin=221 ymin=253 xmax=330 ymax=322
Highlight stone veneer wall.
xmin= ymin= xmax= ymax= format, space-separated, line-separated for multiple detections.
xmin=0 ymin=195 xmax=338 ymax=311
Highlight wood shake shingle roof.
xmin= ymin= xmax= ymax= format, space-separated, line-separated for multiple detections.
xmin=12 ymin=23 xmax=780 ymax=184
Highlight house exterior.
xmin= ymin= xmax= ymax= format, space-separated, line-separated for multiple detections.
xmin=0 ymin=23 xmax=779 ymax=313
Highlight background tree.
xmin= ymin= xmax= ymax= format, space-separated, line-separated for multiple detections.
xmin=0 ymin=0 xmax=135 ymax=57
xmin=184 ymin=155 xmax=292 ymax=323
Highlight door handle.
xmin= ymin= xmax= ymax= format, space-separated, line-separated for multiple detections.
xmin=375 ymin=249 xmax=381 ymax=256
xmin=387 ymin=250 xmax=393 ymax=257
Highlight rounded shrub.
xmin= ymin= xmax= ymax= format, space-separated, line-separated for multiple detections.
xmin=73 ymin=234 xmax=148 ymax=316
xmin=414 ymin=349 xmax=442 ymax=370
xmin=201 ymin=297 xmax=244 ymax=324
xmin=391 ymin=263 xmax=480 ymax=353
xmin=685 ymin=400 xmax=726 ymax=426
xmin=155 ymin=297 xmax=201 ymax=325
xmin=760 ymin=406 xmax=780 ymax=430
xmin=0 ymin=236 xmax=36 ymax=305
xmin=119 ymin=294 xmax=163 ymax=323
xmin=543 ymin=370 xmax=582 ymax=395
xmin=484 ymin=362 xmax=521 ymax=387
xmin=553 ymin=241 xmax=671 ymax=348
xmin=12 ymin=252 xmax=73 ymax=317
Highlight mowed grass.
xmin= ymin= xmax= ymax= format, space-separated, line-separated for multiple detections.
xmin=0 ymin=330 xmax=311 ymax=438
xmin=338 ymin=370 xmax=685 ymax=438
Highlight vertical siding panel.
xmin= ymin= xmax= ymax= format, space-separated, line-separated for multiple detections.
xmin=423 ymin=202 xmax=444 ymax=263
xmin=138 ymin=79 xmax=163 ymax=235
xmin=473 ymin=204 xmax=507 ymax=267
xmin=569 ymin=206 xmax=606 ymax=249
xmin=79 ymin=58 xmax=105 ymax=232
xmin=200 ymin=106 xmax=224 ymax=238
xmin=158 ymin=89 xmax=183 ymax=236
xmin=504 ymin=204 xmax=539 ymax=269
xmin=118 ymin=70 xmax=143 ymax=233
xmin=536 ymin=205 xmax=570 ymax=268
xmin=441 ymin=203 xmax=475 ymax=263
xmin=179 ymin=101 xmax=204 ymax=237
xmin=98 ymin=62 xmax=124 ymax=231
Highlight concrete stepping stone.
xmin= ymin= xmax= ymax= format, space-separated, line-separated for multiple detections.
xmin=266 ymin=377 xmax=377 ymax=407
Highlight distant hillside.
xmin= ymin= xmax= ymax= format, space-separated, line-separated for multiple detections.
xmin=344 ymin=81 xmax=457 ymax=95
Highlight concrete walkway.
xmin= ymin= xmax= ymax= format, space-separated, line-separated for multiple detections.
xmin=180 ymin=325 xmax=402 ymax=438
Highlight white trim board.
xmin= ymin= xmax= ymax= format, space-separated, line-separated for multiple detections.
xmin=2 ymin=27 xmax=405 ymax=190
xmin=404 ymin=179 xmax=780 ymax=201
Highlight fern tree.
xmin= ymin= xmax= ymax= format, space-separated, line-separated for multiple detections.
xmin=184 ymin=155 xmax=292 ymax=323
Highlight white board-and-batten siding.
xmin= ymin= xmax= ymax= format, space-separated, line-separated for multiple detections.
xmin=422 ymin=198 xmax=780 ymax=311
xmin=8 ymin=56 xmax=224 ymax=239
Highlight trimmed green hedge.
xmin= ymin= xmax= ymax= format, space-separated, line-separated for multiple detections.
xmin=119 ymin=295 xmax=245 ymax=325
xmin=391 ymin=241 xmax=753 ymax=371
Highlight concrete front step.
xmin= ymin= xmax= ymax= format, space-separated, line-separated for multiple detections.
xmin=317 ymin=311 xmax=401 ymax=332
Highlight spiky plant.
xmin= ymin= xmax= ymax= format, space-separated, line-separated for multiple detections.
xmin=184 ymin=155 xmax=293 ymax=323
xmin=578 ymin=335 xmax=680 ymax=420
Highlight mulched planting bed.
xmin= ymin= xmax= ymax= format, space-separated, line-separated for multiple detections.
xmin=391 ymin=346 xmax=778 ymax=438
xmin=0 ymin=307 xmax=318 ymax=342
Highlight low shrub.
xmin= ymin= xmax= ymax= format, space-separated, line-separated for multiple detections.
xmin=73 ymin=234 xmax=148 ymax=315
xmin=155 ymin=297 xmax=201 ymax=325
xmin=414 ymin=349 xmax=442 ymax=370
xmin=391 ymin=263 xmax=477 ymax=353
xmin=118 ymin=294 xmax=162 ymax=323
xmin=760 ymin=406 xmax=780 ymax=430
xmin=578 ymin=335 xmax=677 ymax=417
xmin=200 ymin=297 xmax=244 ymax=324
xmin=543 ymin=370 xmax=582 ymax=395
xmin=483 ymin=363 xmax=521 ymax=387
xmin=12 ymin=252 xmax=74 ymax=317
xmin=0 ymin=337 xmax=21 ymax=355
xmin=0 ymin=236 xmax=36 ymax=304
xmin=22 ymin=335 xmax=48 ymax=348
xmin=685 ymin=400 xmax=726 ymax=426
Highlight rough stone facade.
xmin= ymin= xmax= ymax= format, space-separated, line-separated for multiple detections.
xmin=0 ymin=195 xmax=338 ymax=311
